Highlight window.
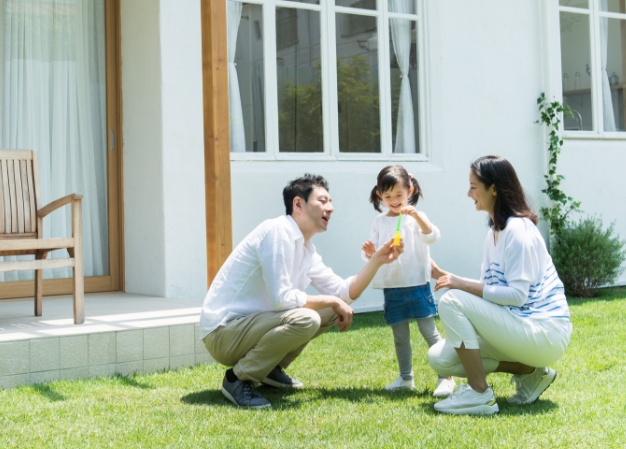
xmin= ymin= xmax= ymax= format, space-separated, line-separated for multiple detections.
xmin=557 ymin=0 xmax=626 ymax=133
xmin=228 ymin=0 xmax=425 ymax=159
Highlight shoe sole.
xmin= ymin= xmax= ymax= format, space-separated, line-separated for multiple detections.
xmin=435 ymin=403 xmax=500 ymax=415
xmin=522 ymin=370 xmax=557 ymax=405
xmin=221 ymin=386 xmax=271 ymax=409
xmin=261 ymin=377 xmax=303 ymax=389
xmin=384 ymin=386 xmax=415 ymax=391
xmin=432 ymin=390 xmax=453 ymax=398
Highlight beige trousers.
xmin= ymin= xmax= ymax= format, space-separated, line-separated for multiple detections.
xmin=203 ymin=307 xmax=338 ymax=383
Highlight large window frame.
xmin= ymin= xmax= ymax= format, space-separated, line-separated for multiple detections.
xmin=549 ymin=0 xmax=626 ymax=139
xmin=229 ymin=0 xmax=430 ymax=162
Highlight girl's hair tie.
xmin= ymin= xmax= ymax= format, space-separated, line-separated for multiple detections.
xmin=409 ymin=173 xmax=414 ymax=180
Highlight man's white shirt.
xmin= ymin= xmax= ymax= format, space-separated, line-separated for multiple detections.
xmin=199 ymin=215 xmax=353 ymax=339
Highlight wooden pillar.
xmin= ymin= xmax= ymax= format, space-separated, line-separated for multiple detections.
xmin=200 ymin=0 xmax=233 ymax=287
xmin=617 ymin=0 xmax=626 ymax=129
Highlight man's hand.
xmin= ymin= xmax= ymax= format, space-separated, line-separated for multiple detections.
xmin=362 ymin=241 xmax=375 ymax=258
xmin=332 ymin=299 xmax=354 ymax=332
xmin=348 ymin=239 xmax=403 ymax=300
xmin=370 ymin=238 xmax=404 ymax=265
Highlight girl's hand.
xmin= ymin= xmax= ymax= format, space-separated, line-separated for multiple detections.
xmin=434 ymin=273 xmax=462 ymax=292
xmin=362 ymin=241 xmax=375 ymax=258
xmin=400 ymin=207 xmax=433 ymax=234
xmin=399 ymin=205 xmax=419 ymax=220
xmin=431 ymin=259 xmax=447 ymax=279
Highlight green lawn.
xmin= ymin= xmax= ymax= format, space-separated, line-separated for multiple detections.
xmin=1 ymin=288 xmax=625 ymax=448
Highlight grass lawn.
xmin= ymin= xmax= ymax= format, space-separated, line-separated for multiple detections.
xmin=1 ymin=288 xmax=625 ymax=448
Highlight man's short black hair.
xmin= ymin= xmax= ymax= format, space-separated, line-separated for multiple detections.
xmin=283 ymin=174 xmax=329 ymax=215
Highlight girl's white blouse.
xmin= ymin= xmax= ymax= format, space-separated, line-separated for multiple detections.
xmin=362 ymin=213 xmax=440 ymax=289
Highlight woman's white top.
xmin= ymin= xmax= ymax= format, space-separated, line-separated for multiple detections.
xmin=481 ymin=217 xmax=570 ymax=321
xmin=362 ymin=213 xmax=440 ymax=289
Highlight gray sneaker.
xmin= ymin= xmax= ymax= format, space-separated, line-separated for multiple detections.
xmin=262 ymin=366 xmax=304 ymax=388
xmin=221 ymin=374 xmax=271 ymax=409
xmin=507 ymin=367 xmax=557 ymax=405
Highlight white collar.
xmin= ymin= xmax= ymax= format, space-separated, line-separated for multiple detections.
xmin=286 ymin=215 xmax=315 ymax=252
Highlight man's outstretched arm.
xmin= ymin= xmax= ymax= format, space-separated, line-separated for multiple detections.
xmin=349 ymin=238 xmax=403 ymax=299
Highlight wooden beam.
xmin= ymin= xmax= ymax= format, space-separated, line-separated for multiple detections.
xmin=620 ymin=1 xmax=626 ymax=130
xmin=200 ymin=0 xmax=233 ymax=287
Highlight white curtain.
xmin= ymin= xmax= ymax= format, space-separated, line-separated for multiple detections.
xmin=0 ymin=0 xmax=108 ymax=280
xmin=390 ymin=0 xmax=416 ymax=153
xmin=228 ymin=1 xmax=246 ymax=152
xmin=600 ymin=0 xmax=616 ymax=131
xmin=251 ymin=61 xmax=265 ymax=152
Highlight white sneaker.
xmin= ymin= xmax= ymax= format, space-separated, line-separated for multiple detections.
xmin=507 ymin=367 xmax=557 ymax=404
xmin=434 ymin=385 xmax=499 ymax=415
xmin=433 ymin=377 xmax=456 ymax=398
xmin=384 ymin=376 xmax=415 ymax=391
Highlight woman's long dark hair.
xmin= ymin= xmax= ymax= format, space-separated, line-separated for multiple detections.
xmin=369 ymin=165 xmax=422 ymax=213
xmin=471 ymin=156 xmax=538 ymax=231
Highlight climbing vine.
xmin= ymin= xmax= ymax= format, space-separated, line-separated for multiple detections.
xmin=536 ymin=92 xmax=581 ymax=236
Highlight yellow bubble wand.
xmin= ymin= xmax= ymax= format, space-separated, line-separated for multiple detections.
xmin=393 ymin=214 xmax=402 ymax=246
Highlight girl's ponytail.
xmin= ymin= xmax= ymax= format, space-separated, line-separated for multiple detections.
xmin=408 ymin=176 xmax=423 ymax=206
xmin=369 ymin=185 xmax=383 ymax=212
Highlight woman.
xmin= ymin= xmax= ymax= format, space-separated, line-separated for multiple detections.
xmin=428 ymin=155 xmax=572 ymax=415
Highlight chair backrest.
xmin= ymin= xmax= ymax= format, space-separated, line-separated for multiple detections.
xmin=0 ymin=150 xmax=41 ymax=239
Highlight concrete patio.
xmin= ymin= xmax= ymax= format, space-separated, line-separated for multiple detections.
xmin=0 ymin=293 xmax=213 ymax=389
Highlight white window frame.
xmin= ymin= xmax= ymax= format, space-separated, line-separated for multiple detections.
xmin=547 ymin=0 xmax=626 ymax=139
xmin=229 ymin=0 xmax=431 ymax=161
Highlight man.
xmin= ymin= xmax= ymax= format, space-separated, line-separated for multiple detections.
xmin=199 ymin=174 xmax=403 ymax=409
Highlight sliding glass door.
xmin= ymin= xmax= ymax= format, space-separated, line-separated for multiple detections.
xmin=0 ymin=0 xmax=122 ymax=298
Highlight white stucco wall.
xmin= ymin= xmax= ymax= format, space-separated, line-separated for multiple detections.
xmin=121 ymin=0 xmax=207 ymax=299
xmin=121 ymin=0 xmax=166 ymax=296
xmin=231 ymin=0 xmax=553 ymax=311
xmin=119 ymin=0 xmax=625 ymax=305
xmin=559 ymin=139 xmax=626 ymax=286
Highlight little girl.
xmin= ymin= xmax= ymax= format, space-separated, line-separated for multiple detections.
xmin=362 ymin=165 xmax=455 ymax=397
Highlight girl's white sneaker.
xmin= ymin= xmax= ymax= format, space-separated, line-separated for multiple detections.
xmin=433 ymin=377 xmax=456 ymax=398
xmin=384 ymin=376 xmax=415 ymax=390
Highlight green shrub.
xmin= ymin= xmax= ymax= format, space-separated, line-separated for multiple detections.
xmin=552 ymin=217 xmax=626 ymax=298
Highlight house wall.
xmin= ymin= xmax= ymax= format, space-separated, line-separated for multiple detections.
xmin=121 ymin=0 xmax=207 ymax=300
xmin=232 ymin=0 xmax=551 ymax=310
xmin=559 ymin=139 xmax=626 ymax=286
xmin=119 ymin=0 xmax=625 ymax=306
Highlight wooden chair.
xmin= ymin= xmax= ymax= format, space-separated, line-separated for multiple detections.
xmin=0 ymin=150 xmax=84 ymax=324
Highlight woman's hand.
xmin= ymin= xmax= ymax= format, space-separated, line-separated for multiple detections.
xmin=434 ymin=273 xmax=463 ymax=292
xmin=434 ymin=273 xmax=486 ymax=298
xmin=362 ymin=241 xmax=375 ymax=258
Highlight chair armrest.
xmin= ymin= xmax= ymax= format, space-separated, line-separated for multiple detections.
xmin=37 ymin=194 xmax=83 ymax=219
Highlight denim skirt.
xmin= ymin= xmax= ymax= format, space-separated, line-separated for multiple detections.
xmin=383 ymin=283 xmax=437 ymax=326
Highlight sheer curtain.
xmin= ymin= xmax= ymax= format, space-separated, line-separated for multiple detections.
xmin=0 ymin=0 xmax=108 ymax=281
xmin=599 ymin=0 xmax=616 ymax=131
xmin=228 ymin=1 xmax=246 ymax=152
xmin=390 ymin=0 xmax=416 ymax=153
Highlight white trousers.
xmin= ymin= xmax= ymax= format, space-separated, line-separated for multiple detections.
xmin=428 ymin=289 xmax=572 ymax=378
